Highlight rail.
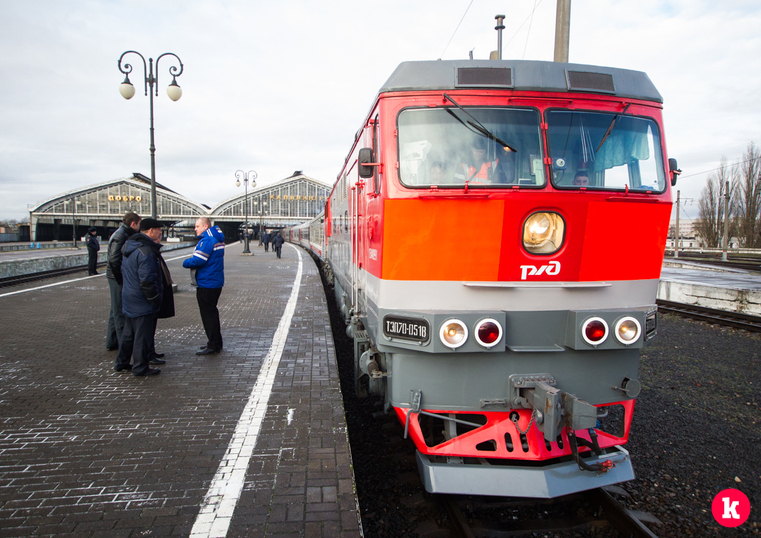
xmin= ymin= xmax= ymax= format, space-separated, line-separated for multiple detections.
xmin=439 ymin=487 xmax=659 ymax=537
xmin=657 ymin=299 xmax=761 ymax=332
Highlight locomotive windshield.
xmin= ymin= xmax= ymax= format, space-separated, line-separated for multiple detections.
xmin=397 ymin=107 xmax=545 ymax=188
xmin=546 ymin=110 xmax=666 ymax=192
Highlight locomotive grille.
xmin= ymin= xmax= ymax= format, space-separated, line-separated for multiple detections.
xmin=566 ymin=70 xmax=615 ymax=93
xmin=456 ymin=67 xmax=513 ymax=88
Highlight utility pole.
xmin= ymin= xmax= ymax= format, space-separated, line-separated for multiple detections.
xmin=722 ymin=180 xmax=730 ymax=261
xmin=674 ymin=190 xmax=680 ymax=258
xmin=554 ymin=0 xmax=571 ymax=62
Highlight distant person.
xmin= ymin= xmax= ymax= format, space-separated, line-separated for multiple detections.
xmin=105 ymin=211 xmax=141 ymax=351
xmin=114 ymin=218 xmax=164 ymax=376
xmin=454 ymin=137 xmax=510 ymax=184
xmin=86 ymin=227 xmax=100 ymax=275
xmin=272 ymin=231 xmax=284 ymax=259
xmin=573 ymin=171 xmax=590 ymax=186
xmin=262 ymin=230 xmax=270 ymax=252
xmin=183 ymin=217 xmax=225 ymax=356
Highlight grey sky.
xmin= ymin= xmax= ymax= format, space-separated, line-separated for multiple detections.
xmin=1 ymin=0 xmax=759 ymax=222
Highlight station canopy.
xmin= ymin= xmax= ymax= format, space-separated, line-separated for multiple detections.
xmin=29 ymin=171 xmax=331 ymax=236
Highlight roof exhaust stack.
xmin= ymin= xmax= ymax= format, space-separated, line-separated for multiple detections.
xmin=554 ymin=0 xmax=571 ymax=62
xmin=491 ymin=15 xmax=506 ymax=60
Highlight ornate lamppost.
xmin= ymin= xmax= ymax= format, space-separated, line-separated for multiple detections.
xmin=235 ymin=170 xmax=257 ymax=254
xmin=118 ymin=51 xmax=184 ymax=219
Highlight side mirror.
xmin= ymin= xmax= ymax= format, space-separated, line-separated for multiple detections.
xmin=358 ymin=147 xmax=375 ymax=179
xmin=669 ymin=158 xmax=681 ymax=187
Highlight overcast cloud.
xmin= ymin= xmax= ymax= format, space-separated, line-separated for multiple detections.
xmin=1 ymin=0 xmax=759 ymax=222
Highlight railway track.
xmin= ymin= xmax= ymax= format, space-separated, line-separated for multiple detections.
xmin=440 ymin=487 xmax=659 ymax=537
xmin=666 ymin=253 xmax=761 ymax=272
xmin=657 ymin=299 xmax=761 ymax=332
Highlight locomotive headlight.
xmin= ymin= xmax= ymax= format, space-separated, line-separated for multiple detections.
xmin=582 ymin=317 xmax=609 ymax=346
xmin=615 ymin=317 xmax=641 ymax=345
xmin=523 ymin=212 xmax=565 ymax=254
xmin=475 ymin=318 xmax=502 ymax=348
xmin=440 ymin=319 xmax=468 ymax=349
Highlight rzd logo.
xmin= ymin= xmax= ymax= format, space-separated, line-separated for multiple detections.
xmin=520 ymin=261 xmax=560 ymax=280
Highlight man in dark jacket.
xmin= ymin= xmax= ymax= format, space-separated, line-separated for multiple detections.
xmin=183 ymin=217 xmax=225 ymax=355
xmin=105 ymin=212 xmax=141 ymax=350
xmin=272 ymin=232 xmax=285 ymax=259
xmin=114 ymin=218 xmax=164 ymax=376
xmin=86 ymin=227 xmax=100 ymax=275
xmin=148 ymin=228 xmax=175 ymax=366
xmin=262 ymin=230 xmax=270 ymax=252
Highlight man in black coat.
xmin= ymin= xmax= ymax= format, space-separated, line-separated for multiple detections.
xmin=272 ymin=231 xmax=284 ymax=259
xmin=114 ymin=218 xmax=164 ymax=377
xmin=86 ymin=227 xmax=100 ymax=275
xmin=105 ymin=212 xmax=141 ymax=350
xmin=148 ymin=226 xmax=175 ymax=366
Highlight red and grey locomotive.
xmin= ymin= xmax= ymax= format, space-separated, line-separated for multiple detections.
xmin=291 ymin=59 xmax=678 ymax=498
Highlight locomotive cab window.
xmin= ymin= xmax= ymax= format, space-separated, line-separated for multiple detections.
xmin=546 ymin=110 xmax=666 ymax=192
xmin=397 ymin=107 xmax=544 ymax=188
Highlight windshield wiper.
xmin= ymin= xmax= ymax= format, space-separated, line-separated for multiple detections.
xmin=443 ymin=93 xmax=517 ymax=152
xmin=595 ymin=103 xmax=631 ymax=153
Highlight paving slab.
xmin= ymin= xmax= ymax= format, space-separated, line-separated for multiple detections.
xmin=0 ymin=241 xmax=361 ymax=538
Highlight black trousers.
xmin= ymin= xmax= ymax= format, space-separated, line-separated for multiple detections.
xmin=197 ymin=287 xmax=223 ymax=351
xmin=88 ymin=249 xmax=98 ymax=275
xmin=106 ymin=278 xmax=124 ymax=349
xmin=115 ymin=314 xmax=154 ymax=375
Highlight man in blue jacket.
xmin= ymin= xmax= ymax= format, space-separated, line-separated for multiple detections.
xmin=115 ymin=218 xmax=164 ymax=376
xmin=183 ymin=217 xmax=225 ymax=356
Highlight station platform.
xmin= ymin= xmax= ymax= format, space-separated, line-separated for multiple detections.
xmin=659 ymin=259 xmax=761 ymax=315
xmin=0 ymin=241 xmax=196 ymax=279
xmin=0 ymin=241 xmax=362 ymax=537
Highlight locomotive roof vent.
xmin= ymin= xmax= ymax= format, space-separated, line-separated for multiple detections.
xmin=456 ymin=67 xmax=513 ymax=88
xmin=566 ymin=70 xmax=616 ymax=94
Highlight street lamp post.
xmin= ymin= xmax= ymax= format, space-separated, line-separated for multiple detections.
xmin=118 ymin=51 xmax=184 ymax=219
xmin=235 ymin=170 xmax=257 ymax=254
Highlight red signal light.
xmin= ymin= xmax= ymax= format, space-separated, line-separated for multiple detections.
xmin=475 ymin=319 xmax=502 ymax=348
xmin=585 ymin=321 xmax=606 ymax=340
xmin=582 ymin=317 xmax=609 ymax=346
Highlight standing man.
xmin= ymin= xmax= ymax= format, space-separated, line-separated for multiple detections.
xmin=272 ymin=231 xmax=284 ymax=259
xmin=183 ymin=217 xmax=225 ymax=356
xmin=114 ymin=218 xmax=164 ymax=376
xmin=86 ymin=227 xmax=100 ymax=275
xmin=105 ymin=211 xmax=141 ymax=351
xmin=149 ymin=228 xmax=174 ymax=366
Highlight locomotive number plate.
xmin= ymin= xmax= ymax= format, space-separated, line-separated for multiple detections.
xmin=383 ymin=315 xmax=430 ymax=343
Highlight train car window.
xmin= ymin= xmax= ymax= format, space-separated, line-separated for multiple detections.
xmin=546 ymin=110 xmax=666 ymax=192
xmin=397 ymin=107 xmax=544 ymax=188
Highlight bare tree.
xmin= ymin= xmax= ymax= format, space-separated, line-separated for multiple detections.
xmin=734 ymin=142 xmax=761 ymax=247
xmin=696 ymin=158 xmax=735 ymax=248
